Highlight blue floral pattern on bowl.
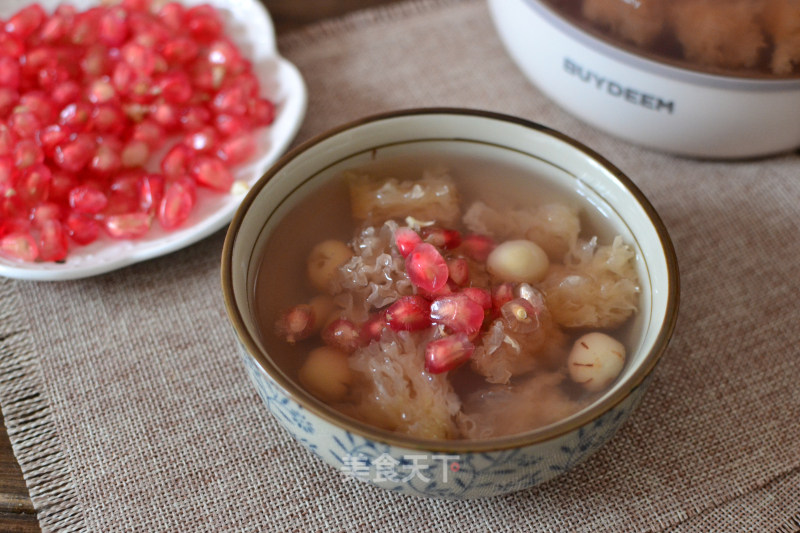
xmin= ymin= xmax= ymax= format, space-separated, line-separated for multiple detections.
xmin=240 ymin=344 xmax=649 ymax=499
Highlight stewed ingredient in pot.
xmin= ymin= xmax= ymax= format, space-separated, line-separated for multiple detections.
xmin=259 ymin=164 xmax=641 ymax=440
xmin=546 ymin=0 xmax=800 ymax=76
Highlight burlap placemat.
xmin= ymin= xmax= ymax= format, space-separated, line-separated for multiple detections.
xmin=1 ymin=0 xmax=799 ymax=531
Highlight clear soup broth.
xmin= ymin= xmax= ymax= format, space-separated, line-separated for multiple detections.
xmin=254 ymin=144 xmax=644 ymax=441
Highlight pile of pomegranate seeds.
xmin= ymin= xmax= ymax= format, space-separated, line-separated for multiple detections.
xmin=0 ymin=0 xmax=275 ymax=263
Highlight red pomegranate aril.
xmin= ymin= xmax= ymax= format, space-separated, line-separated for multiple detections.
xmin=385 ymin=295 xmax=432 ymax=332
xmin=461 ymin=287 xmax=493 ymax=310
xmin=158 ymin=178 xmax=194 ymax=230
xmin=49 ymin=171 xmax=78 ymax=204
xmin=421 ymin=226 xmax=462 ymax=250
xmin=161 ymin=143 xmax=195 ymax=179
xmin=275 ymin=303 xmax=315 ymax=344
xmin=217 ymin=133 xmax=255 ymax=165
xmin=55 ymin=135 xmax=95 ymax=173
xmin=37 ymin=219 xmax=69 ymax=262
xmin=0 ymin=126 xmax=15 ymax=157
xmin=121 ymin=140 xmax=150 ymax=168
xmin=5 ymin=4 xmax=46 ymax=41
xmin=121 ymin=42 xmax=157 ymax=76
xmin=14 ymin=139 xmax=44 ymax=169
xmin=183 ymin=126 xmax=218 ymax=154
xmin=0 ymin=217 xmax=30 ymax=238
xmin=65 ymin=212 xmax=100 ymax=245
xmin=360 ymin=311 xmax=386 ymax=344
xmin=90 ymin=104 xmax=126 ymax=135
xmin=130 ymin=120 xmax=165 ymax=150
xmin=425 ymin=333 xmax=475 ymax=374
xmin=98 ymin=6 xmax=128 ymax=47
xmin=213 ymin=113 xmax=249 ymax=137
xmin=31 ymin=202 xmax=64 ymax=228
xmin=158 ymin=71 xmax=192 ymax=104
xmin=460 ymin=233 xmax=496 ymax=262
xmin=139 ymin=173 xmax=165 ymax=213
xmin=190 ymin=60 xmax=226 ymax=92
xmin=0 ymin=232 xmax=38 ymax=262
xmin=38 ymin=11 xmax=70 ymax=43
xmin=150 ymin=101 xmax=180 ymax=130
xmin=492 ymin=282 xmax=515 ymax=310
xmin=87 ymin=78 xmax=117 ymax=105
xmin=191 ymin=155 xmax=233 ymax=192
xmin=1 ymin=190 xmax=26 ymax=219
xmin=322 ymin=318 xmax=362 ymax=353
xmin=186 ymin=5 xmax=224 ymax=42
xmin=161 ymin=36 xmax=199 ymax=64
xmin=405 ymin=242 xmax=449 ymax=293
xmin=0 ymin=56 xmax=21 ymax=90
xmin=0 ymin=33 xmax=24 ymax=58
xmin=89 ymin=144 xmax=123 ymax=177
xmin=69 ymin=185 xmax=108 ymax=214
xmin=158 ymin=2 xmax=185 ymax=32
xmin=0 ymin=156 xmax=15 ymax=185
xmin=212 ymin=85 xmax=249 ymax=116
xmin=17 ymin=163 xmax=51 ymax=206
xmin=8 ymin=110 xmax=41 ymax=139
xmin=430 ymin=294 xmax=485 ymax=336
xmin=104 ymin=212 xmax=151 ymax=239
xmin=180 ymin=105 xmax=212 ymax=132
xmin=37 ymin=124 xmax=68 ymax=156
xmin=106 ymin=173 xmax=142 ymax=215
xmin=58 ymin=102 xmax=92 ymax=132
xmin=394 ymin=227 xmax=421 ymax=258
xmin=19 ymin=92 xmax=56 ymax=124
xmin=52 ymin=81 xmax=82 ymax=107
xmin=446 ymin=257 xmax=470 ymax=286
xmin=0 ymin=88 xmax=19 ymax=118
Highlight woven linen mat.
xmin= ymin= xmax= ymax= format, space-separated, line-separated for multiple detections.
xmin=2 ymin=0 xmax=800 ymax=531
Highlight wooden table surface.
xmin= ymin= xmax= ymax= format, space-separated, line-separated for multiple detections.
xmin=0 ymin=1 xmax=404 ymax=531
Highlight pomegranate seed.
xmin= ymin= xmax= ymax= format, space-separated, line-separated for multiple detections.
xmin=158 ymin=71 xmax=192 ymax=104
xmin=0 ymin=217 xmax=30 ymax=238
xmin=250 ymin=98 xmax=275 ymax=126
xmin=359 ymin=311 xmax=386 ymax=344
xmin=14 ymin=139 xmax=44 ymax=169
xmin=5 ymin=5 xmax=46 ymax=41
xmin=385 ymin=295 xmax=432 ymax=332
xmin=17 ymin=163 xmax=51 ymax=206
xmin=217 ymin=133 xmax=255 ymax=164
xmin=121 ymin=42 xmax=157 ymax=76
xmin=158 ymin=178 xmax=195 ymax=230
xmin=207 ymin=39 xmax=242 ymax=67
xmin=59 ymin=102 xmax=92 ymax=132
xmin=211 ymin=85 xmax=249 ymax=116
xmin=492 ymin=282 xmax=515 ymax=310
xmin=183 ymin=126 xmax=218 ymax=154
xmin=461 ymin=287 xmax=493 ymax=310
xmin=150 ymin=101 xmax=180 ymax=130
xmin=213 ymin=113 xmax=249 ymax=137
xmin=394 ymin=227 xmax=421 ymax=258
xmin=38 ymin=219 xmax=69 ymax=262
xmin=0 ymin=232 xmax=39 ymax=262
xmin=52 ymin=81 xmax=82 ymax=106
xmin=446 ymin=257 xmax=470 ymax=286
xmin=49 ymin=171 xmax=78 ymax=205
xmin=0 ymin=88 xmax=20 ymax=118
xmin=321 ymin=318 xmax=362 ymax=353
xmin=0 ymin=33 xmax=24 ymax=58
xmin=69 ymin=185 xmax=108 ymax=214
xmin=54 ymin=134 xmax=95 ymax=172
xmin=0 ymin=156 xmax=15 ymax=185
xmin=191 ymin=155 xmax=233 ymax=192
xmin=19 ymin=92 xmax=56 ymax=124
xmin=0 ymin=190 xmax=26 ymax=219
xmin=106 ymin=173 xmax=143 ymax=215
xmin=37 ymin=124 xmax=68 ymax=156
xmin=158 ymin=2 xmax=185 ymax=32
xmin=104 ymin=212 xmax=151 ymax=239
xmin=98 ymin=6 xmax=128 ymax=47
xmin=130 ymin=119 xmax=165 ymax=150
xmin=161 ymin=143 xmax=195 ymax=178
xmin=8 ymin=110 xmax=41 ymax=139
xmin=161 ymin=36 xmax=199 ymax=64
xmin=430 ymin=294 xmax=485 ymax=336
xmin=180 ymin=106 xmax=212 ymax=132
xmin=139 ymin=173 xmax=165 ymax=213
xmin=425 ymin=333 xmax=475 ymax=374
xmin=186 ymin=5 xmax=223 ymax=42
xmin=121 ymin=140 xmax=150 ymax=168
xmin=421 ymin=226 xmax=462 ymax=249
xmin=0 ymin=125 xmax=16 ymax=156
xmin=38 ymin=11 xmax=70 ymax=43
xmin=90 ymin=103 xmax=126 ymax=135
xmin=461 ymin=233 xmax=497 ymax=262
xmin=89 ymin=144 xmax=123 ymax=177
xmin=31 ymin=202 xmax=64 ymax=228
xmin=275 ymin=303 xmax=315 ymax=344
xmin=87 ymin=78 xmax=117 ymax=105
xmin=405 ymin=243 xmax=449 ymax=293
xmin=66 ymin=212 xmax=100 ymax=245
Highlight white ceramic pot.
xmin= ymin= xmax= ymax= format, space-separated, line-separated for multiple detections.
xmin=488 ymin=0 xmax=800 ymax=159
xmin=221 ymin=108 xmax=680 ymax=498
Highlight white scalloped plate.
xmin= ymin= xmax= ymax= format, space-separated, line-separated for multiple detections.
xmin=0 ymin=0 xmax=307 ymax=281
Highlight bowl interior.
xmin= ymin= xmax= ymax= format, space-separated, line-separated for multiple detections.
xmin=224 ymin=109 xmax=678 ymax=447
